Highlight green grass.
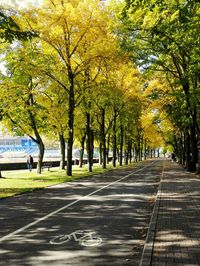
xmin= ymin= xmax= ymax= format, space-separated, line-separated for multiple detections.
xmin=0 ymin=163 xmax=116 ymax=199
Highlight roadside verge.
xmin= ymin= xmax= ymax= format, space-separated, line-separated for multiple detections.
xmin=139 ymin=159 xmax=166 ymax=266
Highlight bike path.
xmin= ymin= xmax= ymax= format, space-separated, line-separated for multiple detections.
xmin=140 ymin=160 xmax=200 ymax=266
xmin=0 ymin=159 xmax=164 ymax=266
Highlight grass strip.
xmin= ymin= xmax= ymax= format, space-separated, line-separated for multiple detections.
xmin=0 ymin=163 xmax=127 ymax=199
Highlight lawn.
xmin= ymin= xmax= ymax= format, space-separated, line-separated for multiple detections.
xmin=0 ymin=163 xmax=116 ymax=199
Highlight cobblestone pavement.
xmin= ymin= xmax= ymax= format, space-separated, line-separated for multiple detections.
xmin=141 ymin=159 xmax=200 ymax=266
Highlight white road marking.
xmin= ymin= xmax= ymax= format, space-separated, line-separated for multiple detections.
xmin=49 ymin=230 xmax=102 ymax=247
xmin=0 ymin=160 xmax=158 ymax=243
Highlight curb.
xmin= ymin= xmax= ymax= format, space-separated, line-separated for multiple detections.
xmin=139 ymin=161 xmax=165 ymax=266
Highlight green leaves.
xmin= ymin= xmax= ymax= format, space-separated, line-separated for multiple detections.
xmin=0 ymin=9 xmax=37 ymax=43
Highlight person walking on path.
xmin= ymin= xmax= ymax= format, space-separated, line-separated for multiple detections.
xmin=171 ymin=152 xmax=176 ymax=162
xmin=27 ymin=155 xmax=34 ymax=171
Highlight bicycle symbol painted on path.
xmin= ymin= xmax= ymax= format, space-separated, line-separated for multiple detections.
xmin=49 ymin=230 xmax=102 ymax=247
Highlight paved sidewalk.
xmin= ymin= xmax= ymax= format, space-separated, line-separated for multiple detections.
xmin=140 ymin=159 xmax=200 ymax=266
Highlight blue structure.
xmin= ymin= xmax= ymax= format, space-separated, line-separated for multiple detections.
xmin=0 ymin=135 xmax=38 ymax=154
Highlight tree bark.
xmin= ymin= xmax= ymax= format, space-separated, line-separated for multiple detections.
xmin=106 ymin=133 xmax=110 ymax=164
xmin=140 ymin=135 xmax=143 ymax=160
xmin=79 ymin=133 xmax=86 ymax=168
xmin=144 ymin=139 xmax=147 ymax=160
xmin=101 ymin=108 xmax=106 ymax=169
xmin=99 ymin=142 xmax=103 ymax=165
xmin=185 ymin=131 xmax=191 ymax=171
xmin=157 ymin=148 xmax=160 ymax=158
xmin=125 ymin=149 xmax=128 ymax=165
xmin=117 ymin=148 xmax=120 ymax=163
xmin=66 ymin=77 xmax=75 ymax=176
xmin=91 ymin=129 xmax=94 ymax=166
xmin=128 ymin=139 xmax=132 ymax=164
xmin=138 ymin=138 xmax=141 ymax=161
xmin=112 ymin=112 xmax=117 ymax=167
xmin=86 ymin=112 xmax=92 ymax=172
xmin=119 ymin=124 xmax=123 ymax=166
xmin=37 ymin=139 xmax=45 ymax=174
xmin=59 ymin=133 xmax=65 ymax=169
xmin=27 ymin=92 xmax=45 ymax=174
xmin=190 ymin=120 xmax=198 ymax=171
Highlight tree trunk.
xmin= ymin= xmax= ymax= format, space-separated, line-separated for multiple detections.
xmin=66 ymin=78 xmax=75 ymax=176
xmin=182 ymin=132 xmax=186 ymax=165
xmin=128 ymin=139 xmax=132 ymax=164
xmin=59 ymin=133 xmax=65 ymax=169
xmin=157 ymin=148 xmax=160 ymax=158
xmin=140 ymin=135 xmax=143 ymax=160
xmin=79 ymin=134 xmax=86 ymax=168
xmin=119 ymin=124 xmax=123 ymax=166
xmin=123 ymin=134 xmax=128 ymax=165
xmin=99 ymin=142 xmax=103 ymax=165
xmin=138 ymin=138 xmax=141 ymax=161
xmin=185 ymin=131 xmax=191 ymax=170
xmin=27 ymin=94 xmax=45 ymax=174
xmin=37 ymin=140 xmax=45 ymax=174
xmin=125 ymin=149 xmax=128 ymax=165
xmin=133 ymin=144 xmax=136 ymax=162
xmin=112 ymin=113 xmax=117 ymax=167
xmin=177 ymin=133 xmax=184 ymax=164
xmin=182 ymin=83 xmax=197 ymax=171
xmin=91 ymin=129 xmax=94 ymax=166
xmin=28 ymin=117 xmax=44 ymax=174
xmin=150 ymin=148 xmax=152 ymax=158
xmin=86 ymin=112 xmax=92 ymax=172
xmin=144 ymin=139 xmax=147 ymax=160
xmin=117 ymin=148 xmax=120 ymax=163
xmin=101 ymin=108 xmax=106 ymax=169
xmin=190 ymin=121 xmax=198 ymax=171
xmin=67 ymin=134 xmax=73 ymax=176
xmin=106 ymin=133 xmax=110 ymax=164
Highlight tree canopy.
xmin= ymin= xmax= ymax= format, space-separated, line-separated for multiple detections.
xmin=0 ymin=0 xmax=199 ymax=174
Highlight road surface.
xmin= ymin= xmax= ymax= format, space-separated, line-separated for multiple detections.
xmin=0 ymin=159 xmax=164 ymax=266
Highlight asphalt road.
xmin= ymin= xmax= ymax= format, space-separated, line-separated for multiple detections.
xmin=0 ymin=159 xmax=164 ymax=266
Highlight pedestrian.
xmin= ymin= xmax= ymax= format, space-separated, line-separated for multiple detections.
xmin=27 ymin=155 xmax=34 ymax=171
xmin=171 ymin=152 xmax=176 ymax=162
